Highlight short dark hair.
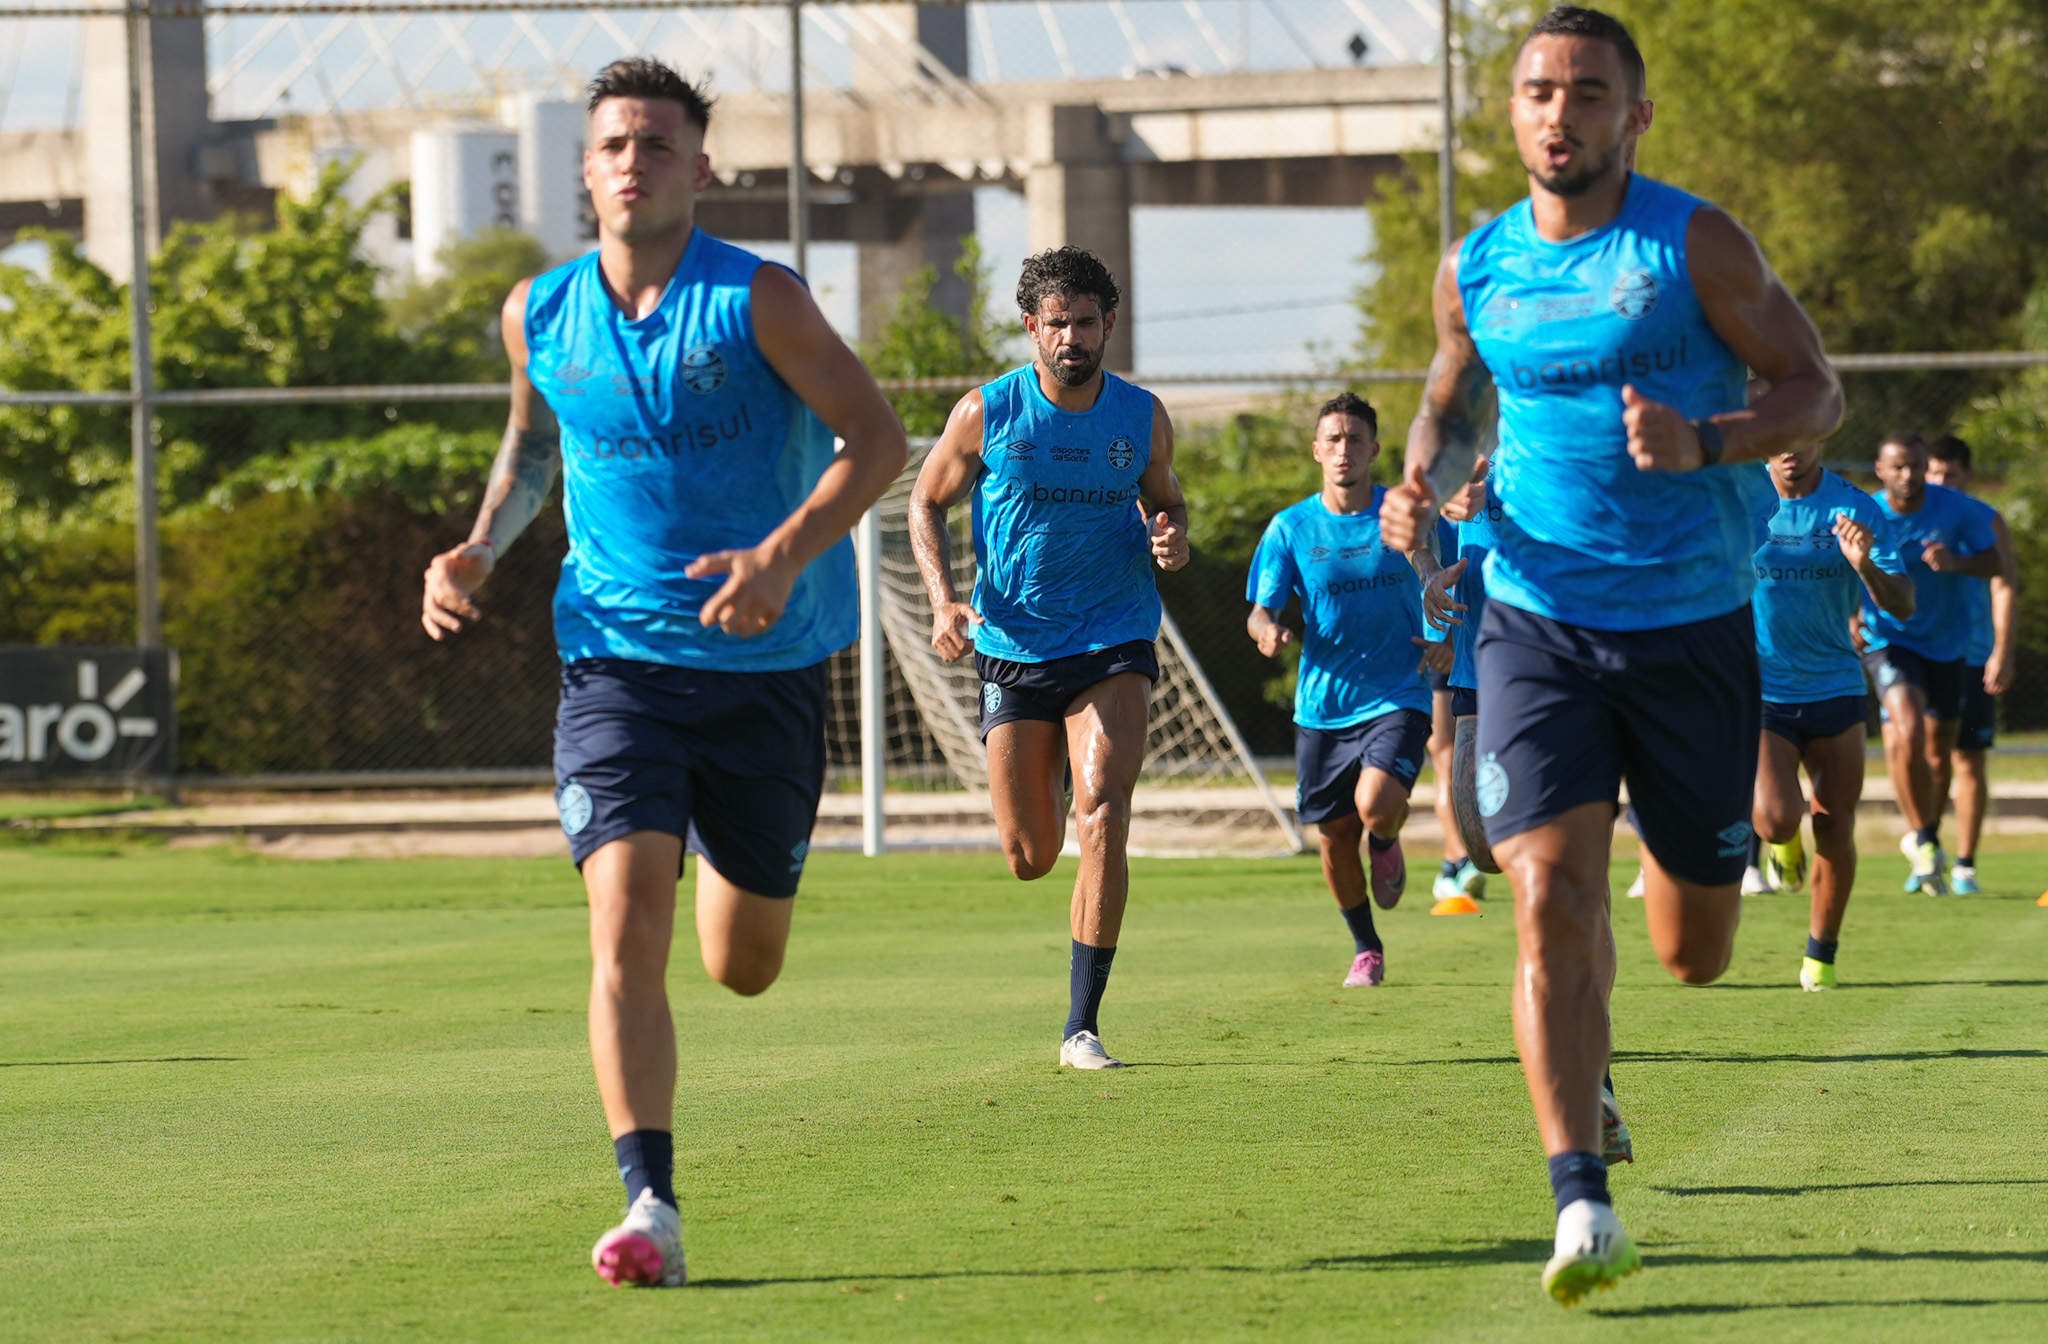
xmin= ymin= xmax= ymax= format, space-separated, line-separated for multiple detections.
xmin=1879 ymin=430 xmax=1929 ymax=456
xmin=586 ymin=57 xmax=714 ymax=132
xmin=1017 ymin=246 xmax=1122 ymax=316
xmin=1316 ymin=391 xmax=1378 ymax=438
xmin=1929 ymin=433 xmax=1973 ymax=469
xmin=1521 ymin=6 xmax=1646 ymax=100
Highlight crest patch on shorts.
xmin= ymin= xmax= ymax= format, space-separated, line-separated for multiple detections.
xmin=557 ymin=781 xmax=594 ymax=836
xmin=982 ymin=682 xmax=1002 ymax=716
xmin=1477 ymin=752 xmax=1510 ymax=818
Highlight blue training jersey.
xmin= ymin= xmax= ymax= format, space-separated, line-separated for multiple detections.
xmin=1751 ymin=471 xmax=1904 ymax=704
xmin=1248 ymin=487 xmax=1432 ymax=730
xmin=1863 ymin=483 xmax=1998 ymax=663
xmin=970 ymin=365 xmax=1161 ymax=663
xmin=1457 ymin=174 xmax=1766 ymax=632
xmin=523 ymin=232 xmax=854 ymax=671
xmin=1955 ymin=493 xmax=2000 ymax=666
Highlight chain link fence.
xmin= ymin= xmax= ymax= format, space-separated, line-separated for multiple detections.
xmin=4 ymin=353 xmax=2044 ymax=784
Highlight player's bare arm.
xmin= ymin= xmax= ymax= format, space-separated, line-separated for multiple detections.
xmin=1381 ymin=245 xmax=1493 ymax=553
xmin=1138 ymin=394 xmax=1190 ymax=572
xmin=908 ymin=389 xmax=988 ymax=662
xmin=1831 ymin=514 xmax=1914 ymax=622
xmin=1624 ymin=209 xmax=1843 ymax=472
xmin=1920 ymin=537 xmax=2004 ymax=579
xmin=421 ymin=277 xmax=560 ymax=640
xmin=1986 ymin=512 xmax=2019 ymax=693
xmin=686 ymin=264 xmax=909 ymax=637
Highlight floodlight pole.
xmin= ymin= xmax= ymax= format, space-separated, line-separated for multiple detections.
xmin=787 ymin=0 xmax=808 ymax=277
xmin=126 ymin=0 xmax=161 ymax=648
xmin=1438 ymin=0 xmax=1456 ymax=254
xmin=856 ymin=506 xmax=886 ymax=856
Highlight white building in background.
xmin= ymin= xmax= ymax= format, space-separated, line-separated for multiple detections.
xmin=408 ymin=124 xmax=521 ymax=282
xmin=514 ymin=98 xmax=595 ymax=264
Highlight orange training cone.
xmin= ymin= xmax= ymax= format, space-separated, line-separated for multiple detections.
xmin=1431 ymin=895 xmax=1483 ymax=916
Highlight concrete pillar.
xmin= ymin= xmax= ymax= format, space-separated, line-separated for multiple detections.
xmin=1024 ymin=106 xmax=1134 ymax=371
xmin=82 ymin=5 xmax=213 ymax=280
xmin=851 ymin=4 xmax=976 ymax=345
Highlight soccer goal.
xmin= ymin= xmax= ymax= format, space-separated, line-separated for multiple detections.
xmin=827 ymin=447 xmax=1304 ymax=859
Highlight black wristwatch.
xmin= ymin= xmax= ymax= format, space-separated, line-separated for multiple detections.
xmin=1691 ymin=419 xmax=1726 ymax=468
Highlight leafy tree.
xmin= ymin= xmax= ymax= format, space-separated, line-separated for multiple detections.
xmin=860 ymin=236 xmax=1019 ymax=436
xmin=0 ymin=161 xmax=486 ymax=520
xmin=1360 ymin=1 xmax=2048 ymax=446
xmin=389 ymin=227 xmax=552 ymax=379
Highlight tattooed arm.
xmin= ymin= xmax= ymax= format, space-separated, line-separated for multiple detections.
xmin=421 ymin=278 xmax=561 ymax=640
xmin=1378 ymin=241 xmax=1496 ymax=554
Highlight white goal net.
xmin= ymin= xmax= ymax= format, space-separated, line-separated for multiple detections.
xmin=823 ymin=448 xmax=1303 ymax=858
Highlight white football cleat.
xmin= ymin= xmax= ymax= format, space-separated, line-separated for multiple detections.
xmin=1059 ymin=1030 xmax=1125 ymax=1069
xmin=1740 ymin=864 xmax=1771 ymax=895
xmin=1542 ymin=1198 xmax=1642 ymax=1306
xmin=1625 ymin=871 xmax=1645 ymax=899
xmin=591 ymin=1189 xmax=687 ymax=1287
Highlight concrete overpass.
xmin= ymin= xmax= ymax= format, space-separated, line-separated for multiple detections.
xmin=0 ymin=5 xmax=1446 ymax=362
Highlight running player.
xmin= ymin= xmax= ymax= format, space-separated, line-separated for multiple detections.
xmin=418 ymin=58 xmax=908 ymax=1288
xmin=907 ymin=246 xmax=1189 ymax=1070
xmin=1750 ymin=448 xmax=1914 ymax=989
xmin=1379 ymin=7 xmax=1844 ymax=1305
xmin=1247 ymin=392 xmax=1437 ymax=987
xmin=1863 ymin=432 xmax=2002 ymax=896
xmin=1923 ymin=434 xmax=2018 ymax=894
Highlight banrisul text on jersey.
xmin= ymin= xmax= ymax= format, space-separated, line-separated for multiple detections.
xmin=1457 ymin=174 xmax=1763 ymax=632
xmin=523 ymin=231 xmax=855 ymax=671
xmin=970 ymin=364 xmax=1160 ymax=663
xmin=1752 ymin=472 xmax=1904 ymax=704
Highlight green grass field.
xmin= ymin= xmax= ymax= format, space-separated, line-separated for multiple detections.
xmin=5 ymin=839 xmax=2048 ymax=1342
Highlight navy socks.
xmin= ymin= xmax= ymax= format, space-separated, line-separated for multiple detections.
xmin=1917 ymin=823 xmax=1939 ymax=847
xmin=1340 ymin=900 xmax=1383 ymax=955
xmin=1806 ymin=935 xmax=1838 ymax=964
xmin=1066 ymin=941 xmax=1116 ymax=1040
xmin=614 ymin=1129 xmax=676 ymax=1210
xmin=1548 ymin=1150 xmax=1611 ymax=1212
xmin=1439 ymin=858 xmax=1460 ymax=879
xmin=1367 ymin=831 xmax=1395 ymax=852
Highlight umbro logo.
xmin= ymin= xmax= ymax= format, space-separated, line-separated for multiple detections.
xmin=1308 ymin=546 xmax=1332 ymax=560
xmin=1007 ymin=440 xmax=1037 ymax=458
xmin=1716 ymin=821 xmax=1752 ymax=858
xmin=557 ymin=362 xmax=595 ymax=384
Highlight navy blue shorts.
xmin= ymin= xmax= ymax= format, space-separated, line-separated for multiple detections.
xmin=974 ymin=640 xmax=1158 ymax=739
xmin=1951 ymin=670 xmax=1997 ymax=749
xmin=1294 ymin=709 xmax=1432 ymax=826
xmin=1862 ymin=645 xmax=1966 ymax=722
xmin=1761 ymin=694 xmax=1869 ymax=751
xmin=1475 ymin=601 xmax=1760 ymax=887
xmin=1450 ymin=685 xmax=1479 ymax=719
xmin=553 ymin=657 xmax=828 ymax=898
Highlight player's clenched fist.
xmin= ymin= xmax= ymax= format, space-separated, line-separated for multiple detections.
xmin=1439 ymin=456 xmax=1492 ymax=524
xmin=1149 ymin=511 xmax=1189 ymax=571
xmin=1622 ymin=383 xmax=1705 ymax=472
xmin=1378 ymin=472 xmax=1437 ymax=554
xmin=929 ymin=601 xmax=983 ymax=662
xmin=1831 ymin=512 xmax=1875 ymax=569
xmin=421 ymin=541 xmax=495 ymax=640
xmin=687 ymin=544 xmax=795 ymax=637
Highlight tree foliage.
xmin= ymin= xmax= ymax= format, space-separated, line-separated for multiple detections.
xmin=1360 ymin=0 xmax=2048 ymax=445
xmin=389 ymin=227 xmax=553 ymax=378
xmin=860 ymin=236 xmax=1019 ymax=436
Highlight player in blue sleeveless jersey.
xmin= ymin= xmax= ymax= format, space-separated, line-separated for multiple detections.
xmin=418 ymin=59 xmax=907 ymax=1288
xmin=908 ymin=247 xmax=1189 ymax=1071
xmin=1924 ymin=435 xmax=2018 ymax=896
xmin=1246 ymin=393 xmax=1438 ymax=988
xmin=1749 ymin=451 xmax=1913 ymax=991
xmin=1862 ymin=433 xmax=2002 ymax=896
xmin=1377 ymin=8 xmax=1845 ymax=1304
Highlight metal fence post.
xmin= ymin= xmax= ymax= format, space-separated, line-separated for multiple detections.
xmin=857 ymin=504 xmax=886 ymax=856
xmin=787 ymin=0 xmax=808 ymax=277
xmin=125 ymin=0 xmax=160 ymax=648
